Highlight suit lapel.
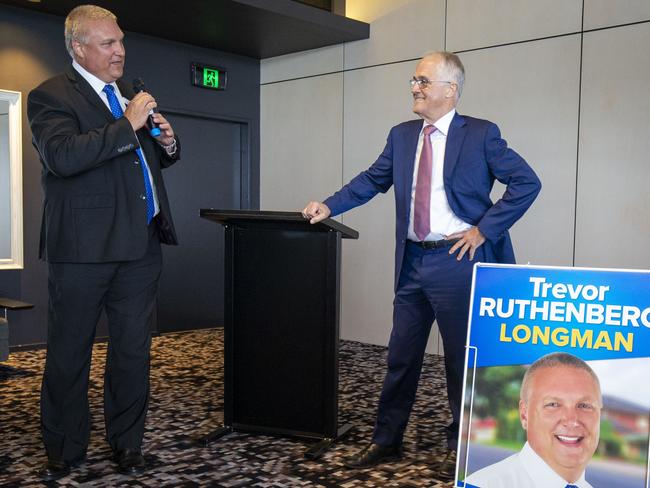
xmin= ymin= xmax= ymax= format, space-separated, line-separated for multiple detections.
xmin=116 ymin=80 xmax=152 ymax=150
xmin=66 ymin=66 xmax=115 ymax=122
xmin=443 ymin=112 xmax=467 ymax=181
xmin=399 ymin=120 xmax=424 ymax=213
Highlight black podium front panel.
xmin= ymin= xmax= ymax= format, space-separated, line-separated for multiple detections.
xmin=226 ymin=224 xmax=340 ymax=438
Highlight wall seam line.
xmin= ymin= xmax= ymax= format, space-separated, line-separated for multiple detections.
xmin=341 ymin=45 xmax=345 ymax=191
xmin=260 ymin=18 xmax=650 ymax=86
xmin=572 ymin=0 xmax=586 ymax=267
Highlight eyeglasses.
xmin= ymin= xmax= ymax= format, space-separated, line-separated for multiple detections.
xmin=409 ymin=77 xmax=454 ymax=89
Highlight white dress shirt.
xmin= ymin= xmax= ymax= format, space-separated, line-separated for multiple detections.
xmin=72 ymin=60 xmax=160 ymax=217
xmin=407 ymin=108 xmax=471 ymax=241
xmin=464 ymin=442 xmax=594 ymax=488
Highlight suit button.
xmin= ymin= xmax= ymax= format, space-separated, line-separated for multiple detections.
xmin=134 ymin=160 xmax=140 ymax=165
xmin=140 ymin=194 xmax=146 ymax=200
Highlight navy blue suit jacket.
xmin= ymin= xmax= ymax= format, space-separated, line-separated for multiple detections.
xmin=324 ymin=113 xmax=541 ymax=289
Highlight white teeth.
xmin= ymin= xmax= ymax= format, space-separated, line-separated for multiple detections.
xmin=556 ymin=435 xmax=580 ymax=442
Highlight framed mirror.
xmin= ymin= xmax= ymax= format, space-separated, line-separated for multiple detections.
xmin=0 ymin=89 xmax=23 ymax=270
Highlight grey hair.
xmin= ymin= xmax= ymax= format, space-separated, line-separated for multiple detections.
xmin=64 ymin=5 xmax=117 ymax=58
xmin=422 ymin=51 xmax=465 ymax=100
xmin=520 ymin=352 xmax=601 ymax=403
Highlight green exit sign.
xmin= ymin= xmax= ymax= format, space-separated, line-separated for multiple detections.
xmin=203 ymin=68 xmax=219 ymax=88
xmin=191 ymin=63 xmax=227 ymax=90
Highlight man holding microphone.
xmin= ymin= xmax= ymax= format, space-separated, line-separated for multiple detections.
xmin=28 ymin=4 xmax=181 ymax=480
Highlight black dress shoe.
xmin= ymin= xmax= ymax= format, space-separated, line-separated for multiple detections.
xmin=114 ymin=448 xmax=147 ymax=476
xmin=343 ymin=442 xmax=403 ymax=468
xmin=38 ymin=455 xmax=84 ymax=482
xmin=39 ymin=459 xmax=70 ymax=481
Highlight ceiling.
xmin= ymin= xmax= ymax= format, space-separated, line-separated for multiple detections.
xmin=0 ymin=0 xmax=369 ymax=59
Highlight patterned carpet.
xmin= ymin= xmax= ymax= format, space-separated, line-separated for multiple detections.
xmin=0 ymin=329 xmax=455 ymax=487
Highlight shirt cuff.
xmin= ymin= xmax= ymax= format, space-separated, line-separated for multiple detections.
xmin=159 ymin=138 xmax=177 ymax=156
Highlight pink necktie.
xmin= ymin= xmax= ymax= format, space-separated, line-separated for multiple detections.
xmin=414 ymin=125 xmax=437 ymax=240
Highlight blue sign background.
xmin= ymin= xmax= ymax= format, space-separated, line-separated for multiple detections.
xmin=468 ymin=264 xmax=650 ymax=367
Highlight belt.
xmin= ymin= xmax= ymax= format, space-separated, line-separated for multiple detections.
xmin=408 ymin=238 xmax=460 ymax=250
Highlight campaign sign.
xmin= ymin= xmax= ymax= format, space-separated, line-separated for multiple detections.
xmin=456 ymin=264 xmax=650 ymax=488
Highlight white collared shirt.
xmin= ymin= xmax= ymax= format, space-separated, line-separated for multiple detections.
xmin=464 ymin=442 xmax=593 ymax=488
xmin=407 ymin=108 xmax=471 ymax=241
xmin=72 ymin=60 xmax=160 ymax=217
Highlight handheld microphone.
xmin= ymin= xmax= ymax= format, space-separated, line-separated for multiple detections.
xmin=132 ymin=78 xmax=161 ymax=137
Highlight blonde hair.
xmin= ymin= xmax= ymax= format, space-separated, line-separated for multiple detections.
xmin=64 ymin=5 xmax=117 ymax=58
xmin=520 ymin=352 xmax=601 ymax=403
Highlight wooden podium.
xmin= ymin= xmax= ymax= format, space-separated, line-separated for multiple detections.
xmin=199 ymin=209 xmax=358 ymax=458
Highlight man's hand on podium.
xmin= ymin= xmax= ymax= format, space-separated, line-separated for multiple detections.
xmin=302 ymin=201 xmax=331 ymax=224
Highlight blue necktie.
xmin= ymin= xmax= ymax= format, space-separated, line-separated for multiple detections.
xmin=102 ymin=84 xmax=155 ymax=224
xmin=566 ymin=485 xmax=579 ymax=488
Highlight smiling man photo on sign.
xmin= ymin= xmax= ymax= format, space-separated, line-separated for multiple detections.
xmin=465 ymin=352 xmax=602 ymax=488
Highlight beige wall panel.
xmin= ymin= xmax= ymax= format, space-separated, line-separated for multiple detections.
xmin=261 ymin=45 xmax=343 ymax=84
xmin=457 ymin=35 xmax=582 ymax=266
xmin=575 ymin=24 xmax=650 ymax=268
xmin=340 ymin=60 xmax=442 ymax=353
xmin=584 ymin=0 xmax=650 ymax=30
xmin=344 ymin=0 xmax=445 ymax=71
xmin=260 ymin=73 xmax=343 ymax=211
xmin=346 ymin=0 xmax=415 ymax=23
xmin=447 ymin=0 xmax=582 ymax=52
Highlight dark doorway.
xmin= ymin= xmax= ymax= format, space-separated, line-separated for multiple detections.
xmin=156 ymin=112 xmax=249 ymax=333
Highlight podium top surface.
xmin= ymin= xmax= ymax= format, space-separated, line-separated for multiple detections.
xmin=0 ymin=297 xmax=34 ymax=311
xmin=200 ymin=209 xmax=359 ymax=239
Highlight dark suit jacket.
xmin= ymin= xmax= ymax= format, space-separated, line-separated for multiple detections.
xmin=28 ymin=66 xmax=181 ymax=263
xmin=323 ymin=113 xmax=541 ymax=289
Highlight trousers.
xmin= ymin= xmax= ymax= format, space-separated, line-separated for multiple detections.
xmin=41 ymin=227 xmax=161 ymax=461
xmin=373 ymin=240 xmax=482 ymax=450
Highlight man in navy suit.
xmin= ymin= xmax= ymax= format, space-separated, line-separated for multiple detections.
xmin=302 ymin=52 xmax=541 ymax=474
xmin=28 ymin=5 xmax=180 ymax=481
